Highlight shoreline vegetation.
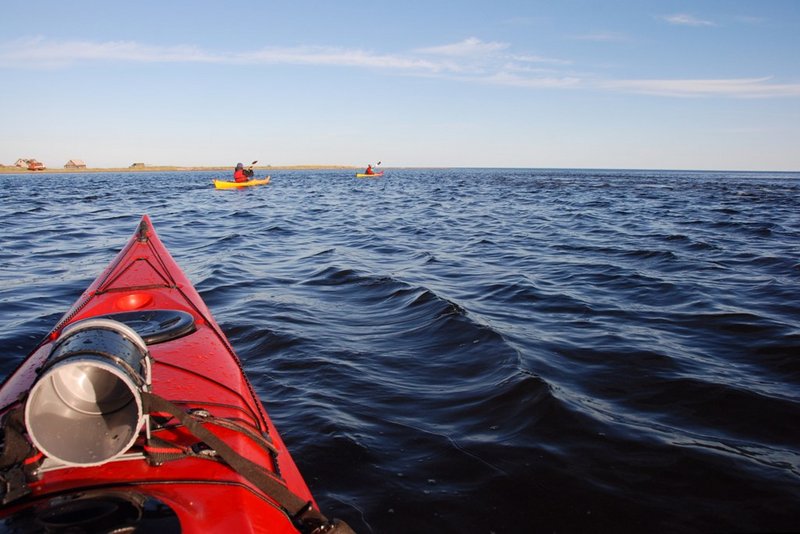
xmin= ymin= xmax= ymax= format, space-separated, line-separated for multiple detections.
xmin=0 ymin=164 xmax=360 ymax=174
xmin=4 ymin=165 xmax=796 ymax=175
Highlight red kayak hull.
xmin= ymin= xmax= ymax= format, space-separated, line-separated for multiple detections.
xmin=0 ymin=216 xmax=328 ymax=532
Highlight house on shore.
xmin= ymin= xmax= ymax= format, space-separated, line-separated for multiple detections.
xmin=130 ymin=162 xmax=146 ymax=169
xmin=27 ymin=159 xmax=46 ymax=171
xmin=14 ymin=158 xmax=46 ymax=170
xmin=64 ymin=159 xmax=87 ymax=169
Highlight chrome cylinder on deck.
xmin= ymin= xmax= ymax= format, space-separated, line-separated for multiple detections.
xmin=24 ymin=318 xmax=150 ymax=467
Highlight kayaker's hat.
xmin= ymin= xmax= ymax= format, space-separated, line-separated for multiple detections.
xmin=236 ymin=162 xmax=243 ymax=169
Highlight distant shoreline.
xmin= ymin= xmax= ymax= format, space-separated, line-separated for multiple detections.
xmin=1 ymin=165 xmax=797 ymax=174
xmin=0 ymin=164 xmax=360 ymax=174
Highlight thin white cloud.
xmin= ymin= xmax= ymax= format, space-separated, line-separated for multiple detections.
xmin=0 ymin=36 xmax=216 ymax=66
xmin=510 ymin=53 xmax=572 ymax=66
xmin=0 ymin=37 xmax=446 ymax=72
xmin=3 ymin=36 xmax=798 ymax=99
xmin=239 ymin=46 xmax=443 ymax=71
xmin=415 ymin=37 xmax=508 ymax=57
xmin=599 ymin=77 xmax=800 ymax=98
xmin=482 ymin=72 xmax=582 ymax=89
xmin=661 ymin=13 xmax=716 ymax=27
xmin=570 ymin=32 xmax=628 ymax=42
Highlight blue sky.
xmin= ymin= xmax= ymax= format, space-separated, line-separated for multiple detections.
xmin=1 ymin=0 xmax=798 ymax=171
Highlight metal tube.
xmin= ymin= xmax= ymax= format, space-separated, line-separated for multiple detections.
xmin=25 ymin=319 xmax=150 ymax=467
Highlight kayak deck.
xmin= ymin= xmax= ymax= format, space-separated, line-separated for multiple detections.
xmin=0 ymin=216 xmax=347 ymax=533
xmin=214 ymin=176 xmax=271 ymax=189
xmin=356 ymin=172 xmax=383 ymax=178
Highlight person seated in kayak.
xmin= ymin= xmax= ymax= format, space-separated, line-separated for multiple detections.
xmin=364 ymin=164 xmax=375 ymax=175
xmin=233 ymin=162 xmax=254 ymax=183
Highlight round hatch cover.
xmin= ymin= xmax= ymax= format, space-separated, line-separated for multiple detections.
xmin=97 ymin=310 xmax=195 ymax=344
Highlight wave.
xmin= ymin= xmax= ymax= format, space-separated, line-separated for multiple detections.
xmin=2 ymin=169 xmax=800 ymax=533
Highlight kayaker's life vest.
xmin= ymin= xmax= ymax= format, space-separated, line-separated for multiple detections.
xmin=234 ymin=168 xmax=254 ymax=182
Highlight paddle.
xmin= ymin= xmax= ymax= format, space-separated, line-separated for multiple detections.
xmin=245 ymin=160 xmax=257 ymax=179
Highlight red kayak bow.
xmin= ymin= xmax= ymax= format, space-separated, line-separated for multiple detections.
xmin=0 ymin=215 xmax=352 ymax=533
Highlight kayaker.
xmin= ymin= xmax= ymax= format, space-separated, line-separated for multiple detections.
xmin=364 ymin=164 xmax=375 ymax=175
xmin=233 ymin=162 xmax=254 ymax=183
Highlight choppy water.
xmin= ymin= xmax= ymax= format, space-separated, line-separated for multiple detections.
xmin=1 ymin=168 xmax=799 ymax=533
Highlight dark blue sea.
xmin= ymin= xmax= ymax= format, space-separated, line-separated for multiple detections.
xmin=1 ymin=168 xmax=799 ymax=533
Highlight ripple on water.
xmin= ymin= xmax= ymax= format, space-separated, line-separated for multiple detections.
xmin=1 ymin=169 xmax=799 ymax=533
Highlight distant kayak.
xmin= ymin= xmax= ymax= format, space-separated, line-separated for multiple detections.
xmin=356 ymin=172 xmax=383 ymax=178
xmin=213 ymin=176 xmax=271 ymax=189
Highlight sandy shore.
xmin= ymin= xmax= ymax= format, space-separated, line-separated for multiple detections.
xmin=0 ymin=164 xmax=361 ymax=174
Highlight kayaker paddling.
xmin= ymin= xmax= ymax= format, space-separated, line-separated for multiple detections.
xmin=363 ymin=161 xmax=381 ymax=175
xmin=355 ymin=162 xmax=384 ymax=178
xmin=234 ymin=161 xmax=255 ymax=183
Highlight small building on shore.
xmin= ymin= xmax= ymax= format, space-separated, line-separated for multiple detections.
xmin=64 ymin=159 xmax=87 ymax=169
xmin=15 ymin=158 xmax=29 ymax=168
xmin=130 ymin=162 xmax=145 ymax=169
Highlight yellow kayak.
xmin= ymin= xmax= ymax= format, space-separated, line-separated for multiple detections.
xmin=213 ymin=176 xmax=271 ymax=189
xmin=355 ymin=172 xmax=384 ymax=178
